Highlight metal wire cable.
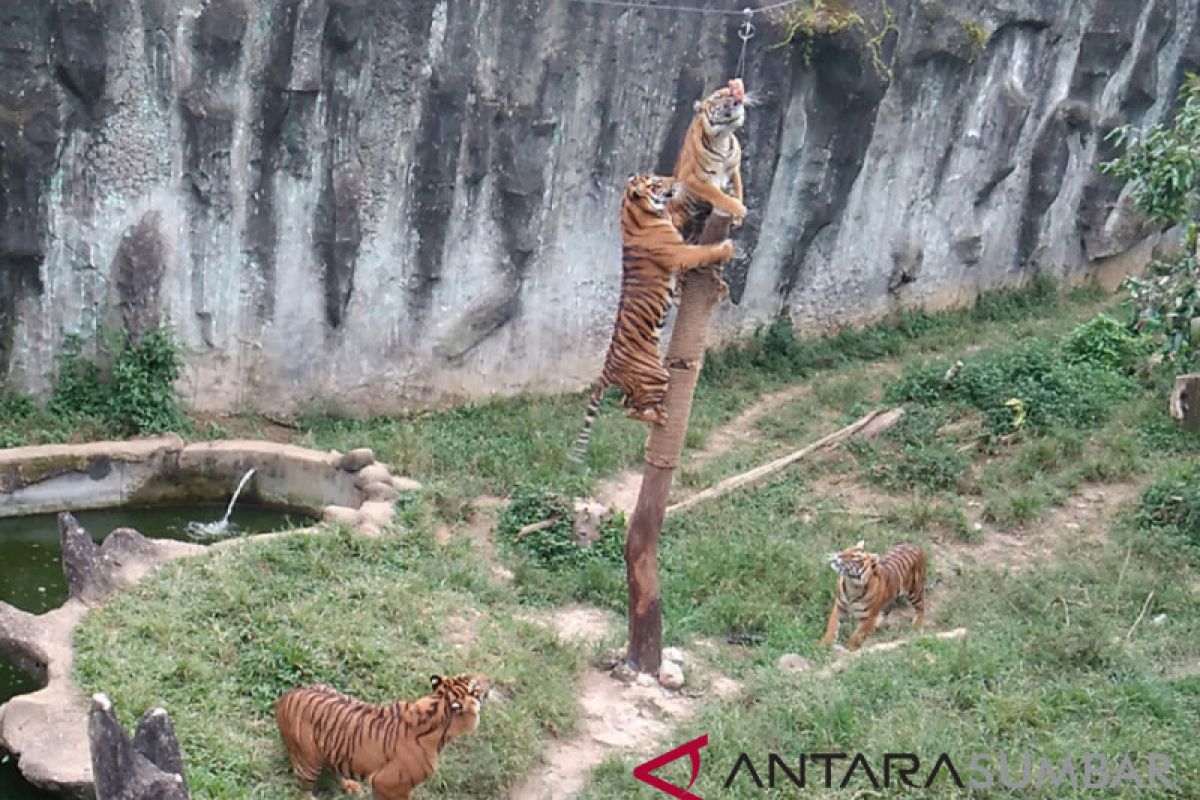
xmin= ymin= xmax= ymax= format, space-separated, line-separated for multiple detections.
xmin=564 ymin=0 xmax=805 ymax=16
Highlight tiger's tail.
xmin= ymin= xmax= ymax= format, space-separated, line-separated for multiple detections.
xmin=569 ymin=378 xmax=608 ymax=464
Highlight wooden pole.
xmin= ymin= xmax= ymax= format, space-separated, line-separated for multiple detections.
xmin=625 ymin=214 xmax=731 ymax=674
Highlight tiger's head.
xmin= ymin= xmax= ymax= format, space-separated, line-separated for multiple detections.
xmin=430 ymin=673 xmax=490 ymax=736
xmin=829 ymin=540 xmax=878 ymax=583
xmin=625 ymin=174 xmax=678 ymax=217
xmin=693 ymin=83 xmax=746 ymax=134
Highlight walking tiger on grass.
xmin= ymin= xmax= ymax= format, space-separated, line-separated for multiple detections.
xmin=821 ymin=540 xmax=927 ymax=651
xmin=275 ymin=674 xmax=489 ymax=800
xmin=569 ymin=174 xmax=734 ymax=463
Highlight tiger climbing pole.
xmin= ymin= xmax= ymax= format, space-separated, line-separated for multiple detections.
xmin=625 ymin=214 xmax=732 ymax=675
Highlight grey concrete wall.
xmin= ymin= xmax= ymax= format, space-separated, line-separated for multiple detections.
xmin=1 ymin=0 xmax=1196 ymax=413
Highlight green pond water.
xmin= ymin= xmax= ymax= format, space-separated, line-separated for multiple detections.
xmin=0 ymin=504 xmax=312 ymax=798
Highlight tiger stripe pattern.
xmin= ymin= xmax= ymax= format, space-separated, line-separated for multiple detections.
xmin=668 ymin=79 xmax=747 ymax=248
xmin=820 ymin=540 xmax=926 ymax=651
xmin=570 ymin=175 xmax=734 ymax=462
xmin=275 ymin=673 xmax=488 ymax=800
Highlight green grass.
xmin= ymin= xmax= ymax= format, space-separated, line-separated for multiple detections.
xmin=570 ymin=476 xmax=1200 ymax=799
xmin=292 ymin=276 xmax=1098 ymax=503
xmin=61 ymin=278 xmax=1200 ymax=797
xmin=73 ymin=519 xmax=586 ymax=799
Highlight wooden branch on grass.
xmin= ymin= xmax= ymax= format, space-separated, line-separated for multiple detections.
xmin=665 ymin=407 xmax=904 ymax=517
xmin=1125 ymin=591 xmax=1155 ymax=642
xmin=514 ymin=519 xmax=556 ymax=542
xmin=815 ymin=627 xmax=969 ymax=678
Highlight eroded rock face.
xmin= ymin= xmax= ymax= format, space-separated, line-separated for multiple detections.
xmin=89 ymin=694 xmax=190 ymax=800
xmin=0 ymin=0 xmax=1196 ymax=411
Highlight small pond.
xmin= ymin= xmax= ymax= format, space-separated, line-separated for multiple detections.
xmin=0 ymin=504 xmax=312 ymax=799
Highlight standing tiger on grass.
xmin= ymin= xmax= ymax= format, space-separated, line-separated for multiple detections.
xmin=821 ymin=540 xmax=927 ymax=651
xmin=669 ymin=79 xmax=748 ymax=254
xmin=275 ymin=674 xmax=489 ymax=800
xmin=569 ymin=174 xmax=735 ymax=463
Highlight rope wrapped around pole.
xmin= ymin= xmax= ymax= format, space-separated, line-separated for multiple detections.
xmin=624 ymin=213 xmax=732 ymax=674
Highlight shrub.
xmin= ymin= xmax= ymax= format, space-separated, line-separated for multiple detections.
xmin=499 ymin=485 xmax=625 ymax=569
xmin=886 ymin=340 xmax=1139 ymax=438
xmin=50 ymin=325 xmax=186 ymax=437
xmin=1136 ymin=460 xmax=1200 ymax=543
xmin=1102 ymin=74 xmax=1200 ymax=360
xmin=1064 ymin=313 xmax=1147 ymax=373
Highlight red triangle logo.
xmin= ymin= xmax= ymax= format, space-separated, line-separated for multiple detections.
xmin=632 ymin=734 xmax=708 ymax=800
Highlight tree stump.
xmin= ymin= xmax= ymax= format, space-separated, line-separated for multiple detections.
xmin=1169 ymin=373 xmax=1200 ymax=430
xmin=624 ymin=214 xmax=732 ymax=674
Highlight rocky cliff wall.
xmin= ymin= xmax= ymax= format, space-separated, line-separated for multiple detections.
xmin=0 ymin=0 xmax=1196 ymax=412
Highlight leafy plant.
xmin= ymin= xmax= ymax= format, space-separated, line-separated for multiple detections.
xmin=1122 ymin=258 xmax=1200 ymax=362
xmin=886 ymin=340 xmax=1139 ymax=438
xmin=1102 ymin=74 xmax=1200 ymax=232
xmin=499 ymin=485 xmax=625 ymax=569
xmin=1102 ymin=74 xmax=1200 ymax=360
xmin=1137 ymin=459 xmax=1200 ymax=543
xmin=1064 ymin=313 xmax=1148 ymax=373
xmin=771 ymin=0 xmax=897 ymax=81
xmin=50 ymin=324 xmax=186 ymax=437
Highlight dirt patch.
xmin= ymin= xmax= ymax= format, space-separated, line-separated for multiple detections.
xmin=510 ymin=608 xmax=740 ymax=800
xmin=802 ymin=466 xmax=900 ymax=521
xmin=594 ymin=470 xmax=642 ymax=517
xmin=519 ymin=605 xmax=620 ymax=648
xmin=442 ymin=609 xmax=483 ymax=651
xmin=508 ymin=669 xmax=699 ymax=800
xmin=939 ymin=480 xmax=1145 ymax=572
xmin=593 ymin=387 xmax=815 ymax=515
xmin=690 ymin=385 xmax=812 ymax=467
xmin=434 ymin=496 xmax=512 ymax=582
xmin=190 ymin=413 xmax=299 ymax=444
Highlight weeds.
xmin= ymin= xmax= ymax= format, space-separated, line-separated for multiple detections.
xmin=887 ymin=339 xmax=1139 ymax=438
xmin=1064 ymin=313 xmax=1148 ymax=373
xmin=3 ymin=324 xmax=189 ymax=442
xmin=1137 ymin=460 xmax=1200 ymax=543
xmin=499 ymin=485 xmax=625 ymax=569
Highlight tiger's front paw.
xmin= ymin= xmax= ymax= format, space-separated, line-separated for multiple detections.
xmin=819 ymin=634 xmax=835 ymax=647
xmin=717 ymin=239 xmax=735 ymax=262
xmin=340 ymin=779 xmax=367 ymax=796
xmin=725 ymin=198 xmax=747 ymax=225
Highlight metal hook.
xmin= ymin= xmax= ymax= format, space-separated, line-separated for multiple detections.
xmin=738 ymin=7 xmax=755 ymax=41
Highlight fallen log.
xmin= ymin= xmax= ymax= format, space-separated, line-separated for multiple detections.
xmin=665 ymin=407 xmax=904 ymax=517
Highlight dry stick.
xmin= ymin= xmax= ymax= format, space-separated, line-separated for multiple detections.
xmin=795 ymin=507 xmax=887 ymax=519
xmin=1059 ymin=596 xmax=1071 ymax=629
xmin=665 ymin=408 xmax=904 ymax=517
xmin=624 ymin=214 xmax=733 ymax=675
xmin=514 ymin=519 xmax=556 ymax=542
xmin=1125 ymin=591 xmax=1155 ymax=642
xmin=816 ymin=627 xmax=969 ymax=678
xmin=1115 ymin=542 xmax=1134 ymax=608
